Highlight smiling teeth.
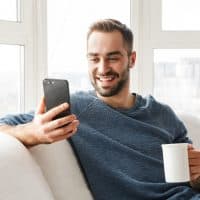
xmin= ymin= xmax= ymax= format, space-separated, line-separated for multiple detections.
xmin=99 ymin=76 xmax=113 ymax=81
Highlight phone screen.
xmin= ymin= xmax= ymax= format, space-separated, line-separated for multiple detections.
xmin=43 ymin=78 xmax=71 ymax=119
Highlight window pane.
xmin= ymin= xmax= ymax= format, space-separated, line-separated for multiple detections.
xmin=0 ymin=0 xmax=20 ymax=21
xmin=47 ymin=0 xmax=130 ymax=93
xmin=154 ymin=49 xmax=200 ymax=117
xmin=162 ymin=0 xmax=200 ymax=30
xmin=0 ymin=44 xmax=24 ymax=117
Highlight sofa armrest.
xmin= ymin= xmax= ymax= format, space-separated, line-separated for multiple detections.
xmin=0 ymin=132 xmax=54 ymax=200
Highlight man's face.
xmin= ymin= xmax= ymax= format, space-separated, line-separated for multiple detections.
xmin=87 ymin=31 xmax=133 ymax=97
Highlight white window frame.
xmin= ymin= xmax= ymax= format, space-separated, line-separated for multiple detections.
xmin=131 ymin=0 xmax=200 ymax=96
xmin=34 ymin=0 xmax=47 ymax=107
xmin=0 ymin=0 xmax=47 ymax=112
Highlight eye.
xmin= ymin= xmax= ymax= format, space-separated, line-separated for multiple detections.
xmin=88 ymin=57 xmax=99 ymax=63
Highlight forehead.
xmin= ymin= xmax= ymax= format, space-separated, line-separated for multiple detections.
xmin=87 ymin=31 xmax=126 ymax=55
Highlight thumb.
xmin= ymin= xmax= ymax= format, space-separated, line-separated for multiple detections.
xmin=188 ymin=143 xmax=194 ymax=150
xmin=35 ymin=96 xmax=46 ymax=114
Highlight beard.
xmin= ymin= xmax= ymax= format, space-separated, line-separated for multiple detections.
xmin=90 ymin=65 xmax=130 ymax=97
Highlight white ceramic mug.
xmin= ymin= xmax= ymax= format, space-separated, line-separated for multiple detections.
xmin=161 ymin=143 xmax=190 ymax=183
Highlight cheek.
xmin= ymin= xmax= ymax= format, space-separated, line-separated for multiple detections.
xmin=88 ymin=66 xmax=96 ymax=79
xmin=113 ymin=62 xmax=127 ymax=72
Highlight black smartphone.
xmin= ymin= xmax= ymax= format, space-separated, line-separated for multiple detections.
xmin=43 ymin=78 xmax=71 ymax=119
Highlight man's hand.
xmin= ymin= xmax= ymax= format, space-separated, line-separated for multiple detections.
xmin=1 ymin=97 xmax=79 ymax=147
xmin=188 ymin=144 xmax=200 ymax=189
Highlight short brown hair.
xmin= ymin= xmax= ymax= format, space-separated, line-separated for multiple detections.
xmin=87 ymin=19 xmax=133 ymax=54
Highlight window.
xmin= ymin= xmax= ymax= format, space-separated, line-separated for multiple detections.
xmin=135 ymin=0 xmax=200 ymax=117
xmin=47 ymin=0 xmax=130 ymax=93
xmin=162 ymin=0 xmax=200 ymax=30
xmin=0 ymin=0 xmax=38 ymax=116
xmin=0 ymin=44 xmax=24 ymax=116
xmin=0 ymin=0 xmax=20 ymax=21
xmin=154 ymin=49 xmax=200 ymax=115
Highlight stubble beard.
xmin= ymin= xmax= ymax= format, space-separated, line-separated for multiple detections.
xmin=91 ymin=66 xmax=130 ymax=97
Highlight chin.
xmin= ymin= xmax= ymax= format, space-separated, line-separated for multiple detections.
xmin=92 ymin=78 xmax=127 ymax=97
xmin=96 ymin=87 xmax=119 ymax=97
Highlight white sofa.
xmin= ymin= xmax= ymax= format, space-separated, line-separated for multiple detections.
xmin=0 ymin=113 xmax=199 ymax=200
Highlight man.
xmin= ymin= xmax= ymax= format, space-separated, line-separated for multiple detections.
xmin=0 ymin=19 xmax=200 ymax=199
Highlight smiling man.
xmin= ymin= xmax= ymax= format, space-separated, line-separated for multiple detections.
xmin=87 ymin=30 xmax=134 ymax=97
xmin=87 ymin=22 xmax=136 ymax=110
xmin=0 ymin=19 xmax=200 ymax=199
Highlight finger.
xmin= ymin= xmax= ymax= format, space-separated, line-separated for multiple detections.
xmin=68 ymin=127 xmax=78 ymax=136
xmin=52 ymin=128 xmax=77 ymax=142
xmin=51 ymin=131 xmax=76 ymax=143
xmin=48 ymin=120 xmax=79 ymax=138
xmin=190 ymin=166 xmax=200 ymax=174
xmin=188 ymin=144 xmax=194 ymax=150
xmin=188 ymin=149 xmax=200 ymax=159
xmin=35 ymin=96 xmax=46 ymax=114
xmin=43 ymin=103 xmax=70 ymax=121
xmin=43 ymin=115 xmax=77 ymax=131
xmin=38 ymin=125 xmax=78 ymax=144
xmin=189 ymin=158 xmax=200 ymax=166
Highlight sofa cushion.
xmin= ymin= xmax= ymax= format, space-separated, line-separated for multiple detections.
xmin=0 ymin=132 xmax=54 ymax=200
xmin=30 ymin=140 xmax=93 ymax=200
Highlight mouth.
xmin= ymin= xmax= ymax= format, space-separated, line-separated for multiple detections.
xmin=95 ymin=74 xmax=118 ymax=88
xmin=96 ymin=75 xmax=116 ymax=82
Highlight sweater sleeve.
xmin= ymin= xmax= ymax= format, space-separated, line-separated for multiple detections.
xmin=161 ymin=104 xmax=192 ymax=144
xmin=173 ymin=117 xmax=192 ymax=144
xmin=148 ymin=95 xmax=192 ymax=144
xmin=0 ymin=111 xmax=34 ymax=126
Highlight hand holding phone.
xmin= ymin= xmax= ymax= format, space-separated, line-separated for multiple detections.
xmin=43 ymin=78 xmax=71 ymax=119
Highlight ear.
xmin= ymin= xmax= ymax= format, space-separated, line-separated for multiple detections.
xmin=128 ymin=51 xmax=136 ymax=69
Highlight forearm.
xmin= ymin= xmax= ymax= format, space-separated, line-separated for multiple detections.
xmin=0 ymin=112 xmax=35 ymax=146
xmin=0 ymin=124 xmax=19 ymax=137
xmin=0 ymin=124 xmax=32 ymax=146
xmin=0 ymin=112 xmax=34 ymax=126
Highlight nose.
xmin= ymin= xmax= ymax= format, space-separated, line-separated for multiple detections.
xmin=97 ymin=59 xmax=109 ymax=74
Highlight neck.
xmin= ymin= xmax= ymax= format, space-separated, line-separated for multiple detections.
xmin=96 ymin=89 xmax=136 ymax=109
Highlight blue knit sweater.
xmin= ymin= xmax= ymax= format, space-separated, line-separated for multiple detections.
xmin=1 ymin=91 xmax=200 ymax=200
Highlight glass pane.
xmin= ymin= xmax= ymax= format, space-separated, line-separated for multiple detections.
xmin=47 ymin=0 xmax=130 ymax=93
xmin=0 ymin=0 xmax=20 ymax=21
xmin=0 ymin=44 xmax=24 ymax=117
xmin=154 ymin=49 xmax=200 ymax=117
xmin=162 ymin=0 xmax=200 ymax=30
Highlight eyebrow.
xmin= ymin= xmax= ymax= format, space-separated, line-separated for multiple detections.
xmin=87 ymin=51 xmax=123 ymax=57
xmin=107 ymin=51 xmax=123 ymax=57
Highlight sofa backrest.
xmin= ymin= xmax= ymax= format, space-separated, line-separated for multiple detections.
xmin=178 ymin=113 xmax=200 ymax=148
